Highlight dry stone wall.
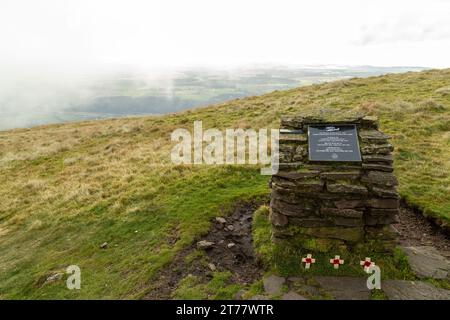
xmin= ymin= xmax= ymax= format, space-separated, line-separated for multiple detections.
xmin=270 ymin=112 xmax=399 ymax=252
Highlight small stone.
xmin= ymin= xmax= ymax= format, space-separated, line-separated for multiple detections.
xmin=383 ymin=280 xmax=450 ymax=300
xmin=215 ymin=217 xmax=227 ymax=224
xmin=313 ymin=276 xmax=371 ymax=300
xmin=270 ymin=210 xmax=289 ymax=227
xmin=234 ymin=289 xmax=246 ymax=300
xmin=263 ymin=274 xmax=286 ymax=295
xmin=45 ymin=273 xmax=63 ymax=283
xmin=226 ymin=225 xmax=235 ymax=231
xmin=197 ymin=240 xmax=215 ymax=249
xmin=100 ymin=242 xmax=108 ymax=249
xmin=227 ymin=242 xmax=236 ymax=248
xmin=249 ymin=295 xmax=268 ymax=300
xmin=207 ymin=263 xmax=217 ymax=272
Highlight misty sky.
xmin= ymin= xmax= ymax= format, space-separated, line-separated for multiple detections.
xmin=1 ymin=0 xmax=450 ymax=69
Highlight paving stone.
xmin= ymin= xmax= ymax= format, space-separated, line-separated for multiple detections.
xmin=383 ymin=280 xmax=450 ymax=300
xmin=401 ymin=246 xmax=449 ymax=279
xmin=281 ymin=291 xmax=308 ymax=300
xmin=249 ymin=295 xmax=268 ymax=300
xmin=263 ymin=274 xmax=286 ymax=295
xmin=313 ymin=276 xmax=371 ymax=300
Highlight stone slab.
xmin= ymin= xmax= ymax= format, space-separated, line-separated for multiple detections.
xmin=383 ymin=280 xmax=450 ymax=300
xmin=401 ymin=246 xmax=449 ymax=279
xmin=313 ymin=276 xmax=371 ymax=300
xmin=263 ymin=274 xmax=286 ymax=296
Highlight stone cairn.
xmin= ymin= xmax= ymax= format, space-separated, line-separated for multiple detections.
xmin=270 ymin=111 xmax=399 ymax=253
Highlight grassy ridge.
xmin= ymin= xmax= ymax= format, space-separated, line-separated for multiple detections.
xmin=0 ymin=68 xmax=449 ymax=298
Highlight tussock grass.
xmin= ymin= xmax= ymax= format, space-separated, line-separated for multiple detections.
xmin=0 ymin=68 xmax=449 ymax=298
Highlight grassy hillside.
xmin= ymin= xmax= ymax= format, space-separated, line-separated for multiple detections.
xmin=0 ymin=69 xmax=449 ymax=299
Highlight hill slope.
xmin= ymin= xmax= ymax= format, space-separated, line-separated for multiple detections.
xmin=0 ymin=69 xmax=449 ymax=299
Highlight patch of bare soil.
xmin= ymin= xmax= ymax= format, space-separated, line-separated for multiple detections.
xmin=393 ymin=201 xmax=450 ymax=257
xmin=144 ymin=200 xmax=264 ymax=300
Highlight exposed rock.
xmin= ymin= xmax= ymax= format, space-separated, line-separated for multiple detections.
xmin=45 ymin=273 xmax=63 ymax=283
xmin=383 ymin=280 xmax=450 ymax=300
xmin=196 ymin=240 xmax=215 ymax=250
xmin=281 ymin=291 xmax=308 ymax=300
xmin=215 ymin=217 xmax=227 ymax=224
xmin=226 ymin=225 xmax=235 ymax=231
xmin=207 ymin=263 xmax=216 ymax=272
xmin=313 ymin=276 xmax=371 ymax=300
xmin=263 ymin=274 xmax=286 ymax=295
xmin=401 ymin=246 xmax=449 ymax=279
xmin=227 ymin=242 xmax=236 ymax=249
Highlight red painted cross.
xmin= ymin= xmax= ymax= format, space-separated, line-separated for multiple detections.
xmin=301 ymin=254 xmax=316 ymax=269
xmin=330 ymin=255 xmax=344 ymax=269
xmin=360 ymin=257 xmax=375 ymax=272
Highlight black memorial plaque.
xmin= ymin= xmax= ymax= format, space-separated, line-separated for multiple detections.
xmin=308 ymin=124 xmax=361 ymax=162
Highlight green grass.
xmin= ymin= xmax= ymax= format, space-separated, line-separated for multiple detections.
xmin=172 ymin=272 xmax=242 ymax=300
xmin=0 ymin=68 xmax=449 ymax=299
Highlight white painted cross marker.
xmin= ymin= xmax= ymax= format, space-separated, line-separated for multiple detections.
xmin=360 ymin=257 xmax=375 ymax=273
xmin=330 ymin=255 xmax=344 ymax=269
xmin=301 ymin=254 xmax=316 ymax=269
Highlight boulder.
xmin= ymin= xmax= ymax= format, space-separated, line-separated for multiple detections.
xmin=401 ymin=246 xmax=449 ymax=279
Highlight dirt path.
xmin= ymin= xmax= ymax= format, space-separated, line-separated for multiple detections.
xmin=144 ymin=200 xmax=264 ymax=299
xmin=393 ymin=202 xmax=450 ymax=257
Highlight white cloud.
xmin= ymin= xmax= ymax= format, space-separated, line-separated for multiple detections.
xmin=0 ymin=0 xmax=449 ymax=68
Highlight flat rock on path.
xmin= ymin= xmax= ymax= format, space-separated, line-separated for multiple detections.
xmin=383 ymin=280 xmax=450 ymax=300
xmin=263 ymin=275 xmax=286 ymax=295
xmin=281 ymin=291 xmax=308 ymax=300
xmin=313 ymin=276 xmax=371 ymax=300
xmin=401 ymin=246 xmax=449 ymax=279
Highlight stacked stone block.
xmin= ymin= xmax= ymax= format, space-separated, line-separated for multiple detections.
xmin=270 ymin=111 xmax=399 ymax=252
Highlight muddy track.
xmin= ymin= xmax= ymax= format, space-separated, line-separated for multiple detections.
xmin=394 ymin=201 xmax=450 ymax=257
xmin=144 ymin=200 xmax=265 ymax=300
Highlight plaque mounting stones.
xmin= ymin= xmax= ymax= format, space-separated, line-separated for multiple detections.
xmin=308 ymin=124 xmax=362 ymax=162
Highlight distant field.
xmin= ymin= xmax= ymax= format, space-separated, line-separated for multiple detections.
xmin=0 ymin=65 xmax=426 ymax=131
xmin=0 ymin=68 xmax=448 ymax=299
